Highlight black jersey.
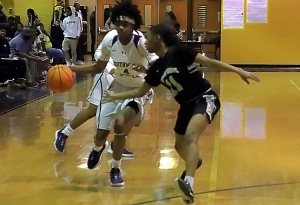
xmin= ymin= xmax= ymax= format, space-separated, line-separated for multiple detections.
xmin=145 ymin=43 xmax=211 ymax=105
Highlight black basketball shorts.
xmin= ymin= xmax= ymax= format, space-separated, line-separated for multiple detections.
xmin=174 ymin=89 xmax=221 ymax=135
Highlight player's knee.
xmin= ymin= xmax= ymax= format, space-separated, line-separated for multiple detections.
xmin=95 ymin=129 xmax=110 ymax=141
xmin=114 ymin=116 xmax=126 ymax=134
xmin=86 ymin=105 xmax=97 ymax=118
xmin=184 ymin=130 xmax=198 ymax=145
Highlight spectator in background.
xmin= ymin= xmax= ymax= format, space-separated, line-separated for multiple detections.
xmin=89 ymin=10 xmax=95 ymax=61
xmin=0 ymin=26 xmax=27 ymax=89
xmin=59 ymin=6 xmax=81 ymax=66
xmin=37 ymin=23 xmax=65 ymax=64
xmin=53 ymin=0 xmax=65 ymax=18
xmin=9 ymin=26 xmax=47 ymax=87
xmin=26 ymin=8 xmax=41 ymax=27
xmin=104 ymin=9 xmax=115 ymax=31
xmin=6 ymin=16 xmax=17 ymax=39
xmin=74 ymin=1 xmax=85 ymax=65
xmin=164 ymin=10 xmax=177 ymax=27
xmin=14 ymin=23 xmax=23 ymax=37
xmin=0 ymin=4 xmax=7 ymax=23
xmin=174 ymin=22 xmax=183 ymax=41
xmin=51 ymin=7 xmax=64 ymax=49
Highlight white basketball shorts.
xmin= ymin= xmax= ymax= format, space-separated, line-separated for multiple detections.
xmin=96 ymin=79 xmax=154 ymax=131
xmin=86 ymin=72 xmax=114 ymax=105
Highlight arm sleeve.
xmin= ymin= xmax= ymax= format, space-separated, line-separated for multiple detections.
xmin=144 ymin=61 xmax=161 ymax=87
xmin=76 ymin=18 xmax=81 ymax=37
xmin=98 ymin=35 xmax=112 ymax=61
xmin=9 ymin=41 xmax=19 ymax=55
xmin=60 ymin=20 xmax=66 ymax=30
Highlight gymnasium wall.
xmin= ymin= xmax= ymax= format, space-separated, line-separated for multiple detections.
xmin=221 ymin=0 xmax=300 ymax=65
xmin=1 ymin=0 xmax=54 ymax=32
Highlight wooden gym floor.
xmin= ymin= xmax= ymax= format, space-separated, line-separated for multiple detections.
xmin=0 ymin=71 xmax=300 ymax=205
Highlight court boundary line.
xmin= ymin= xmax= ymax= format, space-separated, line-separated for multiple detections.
xmin=0 ymin=76 xmax=92 ymax=115
xmin=129 ymin=181 xmax=300 ymax=205
xmin=290 ymin=80 xmax=300 ymax=91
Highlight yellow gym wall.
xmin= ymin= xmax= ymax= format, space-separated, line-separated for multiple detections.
xmin=221 ymin=0 xmax=300 ymax=65
xmin=0 ymin=0 xmax=53 ymax=32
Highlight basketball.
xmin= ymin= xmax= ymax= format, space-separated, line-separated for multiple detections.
xmin=46 ymin=64 xmax=74 ymax=93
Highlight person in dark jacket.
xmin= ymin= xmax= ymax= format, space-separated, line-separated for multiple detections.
xmin=0 ymin=27 xmax=27 ymax=88
xmin=50 ymin=7 xmax=65 ymax=49
xmin=89 ymin=10 xmax=96 ymax=60
xmin=0 ymin=4 xmax=7 ymax=23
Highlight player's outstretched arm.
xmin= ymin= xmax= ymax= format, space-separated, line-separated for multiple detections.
xmin=103 ymin=82 xmax=152 ymax=102
xmin=69 ymin=60 xmax=108 ymax=74
xmin=194 ymin=54 xmax=260 ymax=84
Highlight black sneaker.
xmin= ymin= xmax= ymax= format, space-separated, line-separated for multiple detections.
xmin=110 ymin=167 xmax=124 ymax=187
xmin=54 ymin=129 xmax=68 ymax=153
xmin=87 ymin=141 xmax=109 ymax=169
xmin=174 ymin=178 xmax=194 ymax=204
xmin=180 ymin=158 xmax=202 ymax=180
xmin=107 ymin=141 xmax=135 ymax=157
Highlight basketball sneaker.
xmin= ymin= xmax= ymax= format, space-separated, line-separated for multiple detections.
xmin=87 ymin=141 xmax=109 ymax=169
xmin=174 ymin=178 xmax=194 ymax=204
xmin=54 ymin=129 xmax=68 ymax=153
xmin=180 ymin=158 xmax=202 ymax=180
xmin=107 ymin=141 xmax=134 ymax=157
xmin=110 ymin=167 xmax=124 ymax=187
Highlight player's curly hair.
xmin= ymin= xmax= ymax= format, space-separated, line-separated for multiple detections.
xmin=110 ymin=0 xmax=143 ymax=30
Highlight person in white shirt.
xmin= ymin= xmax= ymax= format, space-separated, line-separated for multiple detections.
xmin=54 ymin=29 xmax=144 ymax=158
xmin=66 ymin=0 xmax=158 ymax=187
xmin=59 ymin=6 xmax=81 ymax=66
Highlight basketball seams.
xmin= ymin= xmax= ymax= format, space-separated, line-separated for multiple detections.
xmin=60 ymin=66 xmax=74 ymax=91
xmin=47 ymin=65 xmax=74 ymax=93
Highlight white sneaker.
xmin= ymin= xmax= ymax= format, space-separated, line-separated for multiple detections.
xmin=66 ymin=61 xmax=71 ymax=66
xmin=77 ymin=61 xmax=85 ymax=65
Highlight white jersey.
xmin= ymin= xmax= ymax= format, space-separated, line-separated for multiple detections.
xmin=98 ymin=30 xmax=158 ymax=87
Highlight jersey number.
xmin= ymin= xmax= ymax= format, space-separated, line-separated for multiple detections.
xmin=161 ymin=67 xmax=183 ymax=97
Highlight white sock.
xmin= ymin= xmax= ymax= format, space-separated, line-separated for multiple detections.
xmin=93 ymin=145 xmax=102 ymax=152
xmin=62 ymin=124 xmax=74 ymax=137
xmin=184 ymin=176 xmax=194 ymax=189
xmin=111 ymin=159 xmax=121 ymax=168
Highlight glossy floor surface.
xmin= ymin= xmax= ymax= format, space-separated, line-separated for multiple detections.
xmin=1 ymin=72 xmax=300 ymax=205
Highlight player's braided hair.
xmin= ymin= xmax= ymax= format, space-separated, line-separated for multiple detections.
xmin=110 ymin=0 xmax=143 ymax=30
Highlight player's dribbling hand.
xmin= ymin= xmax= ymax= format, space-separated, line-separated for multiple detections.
xmin=238 ymin=70 xmax=260 ymax=84
xmin=129 ymin=64 xmax=147 ymax=73
xmin=102 ymin=90 xmax=115 ymax=103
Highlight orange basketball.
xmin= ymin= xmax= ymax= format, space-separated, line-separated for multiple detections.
xmin=46 ymin=64 xmax=74 ymax=93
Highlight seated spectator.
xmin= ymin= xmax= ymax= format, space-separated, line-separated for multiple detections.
xmin=0 ymin=26 xmax=27 ymax=89
xmin=0 ymin=4 xmax=7 ymax=23
xmin=9 ymin=26 xmax=47 ymax=87
xmin=37 ymin=23 xmax=64 ymax=64
xmin=14 ymin=23 xmax=23 ymax=37
xmin=6 ymin=16 xmax=17 ymax=39
xmin=26 ymin=8 xmax=41 ymax=27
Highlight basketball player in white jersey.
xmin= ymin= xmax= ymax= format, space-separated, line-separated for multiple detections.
xmin=67 ymin=0 xmax=158 ymax=186
xmin=54 ymin=28 xmax=144 ymax=157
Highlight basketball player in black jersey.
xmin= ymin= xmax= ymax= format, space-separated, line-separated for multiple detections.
xmin=103 ymin=24 xmax=260 ymax=204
